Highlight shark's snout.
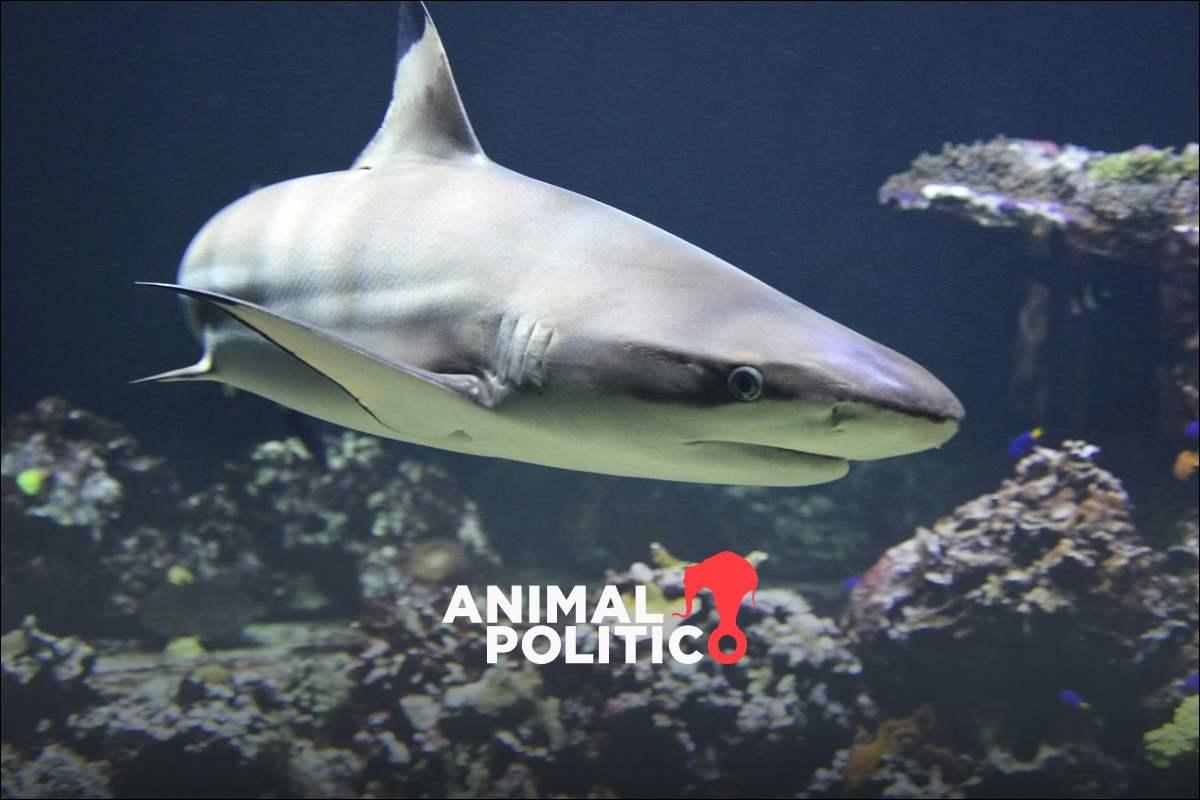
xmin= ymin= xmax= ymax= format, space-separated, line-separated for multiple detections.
xmin=761 ymin=325 xmax=964 ymax=463
xmin=798 ymin=319 xmax=964 ymax=424
xmin=854 ymin=343 xmax=964 ymax=424
xmin=841 ymin=338 xmax=963 ymax=457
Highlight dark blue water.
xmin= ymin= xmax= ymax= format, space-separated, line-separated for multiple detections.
xmin=1 ymin=5 xmax=1197 ymax=796
xmin=3 ymin=1 xmax=1195 ymax=467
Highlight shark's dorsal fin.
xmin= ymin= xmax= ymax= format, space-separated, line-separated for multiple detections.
xmin=352 ymin=2 xmax=483 ymax=169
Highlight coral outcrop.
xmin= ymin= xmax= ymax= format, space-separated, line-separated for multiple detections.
xmin=880 ymin=138 xmax=1198 ymax=270
xmin=1 ymin=619 xmax=365 ymax=799
xmin=881 ymin=137 xmax=1199 ymax=435
xmin=838 ymin=441 xmax=1197 ymax=796
xmin=1 ymin=399 xmax=495 ymax=638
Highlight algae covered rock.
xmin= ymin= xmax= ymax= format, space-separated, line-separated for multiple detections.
xmin=0 ymin=398 xmax=252 ymax=636
xmin=880 ymin=138 xmax=1199 ymax=269
xmin=1 ymin=616 xmax=97 ymax=760
xmin=1144 ymin=695 xmax=1200 ymax=768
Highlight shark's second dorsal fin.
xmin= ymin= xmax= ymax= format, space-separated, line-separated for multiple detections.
xmin=352 ymin=2 xmax=483 ymax=169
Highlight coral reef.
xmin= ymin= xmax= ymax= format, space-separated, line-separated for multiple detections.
xmin=1 ymin=398 xmax=495 ymax=639
xmin=1 ymin=618 xmax=367 ymax=799
xmin=346 ymin=552 xmax=868 ymax=798
xmin=881 ymin=137 xmax=1199 ymax=434
xmin=0 ymin=398 xmax=252 ymax=635
xmin=4 ymin=398 xmax=1199 ymax=797
xmin=591 ymin=560 xmax=866 ymax=797
xmin=2 ymin=616 xmax=97 ymax=752
xmin=1087 ymin=147 xmax=1199 ymax=184
xmin=1 ymin=743 xmax=112 ymax=799
xmin=831 ymin=440 xmax=1197 ymax=796
xmin=846 ymin=441 xmax=1195 ymax=707
xmin=880 ymin=138 xmax=1198 ymax=269
xmin=0 ymin=397 xmax=179 ymax=536
xmin=841 ymin=705 xmax=965 ymax=790
xmin=210 ymin=430 xmax=498 ymax=616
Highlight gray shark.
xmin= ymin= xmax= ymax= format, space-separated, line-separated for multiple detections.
xmin=140 ymin=2 xmax=963 ymax=486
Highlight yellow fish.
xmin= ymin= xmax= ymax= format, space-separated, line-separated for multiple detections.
xmin=1173 ymin=450 xmax=1199 ymax=480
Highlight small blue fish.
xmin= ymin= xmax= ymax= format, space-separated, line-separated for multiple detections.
xmin=1186 ymin=672 xmax=1199 ymax=693
xmin=1008 ymin=427 xmax=1043 ymax=458
xmin=842 ymin=576 xmax=862 ymax=592
xmin=1058 ymin=689 xmax=1091 ymax=711
xmin=1186 ymin=420 xmax=1199 ymax=440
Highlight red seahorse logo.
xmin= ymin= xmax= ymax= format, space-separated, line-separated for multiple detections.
xmin=673 ymin=551 xmax=758 ymax=664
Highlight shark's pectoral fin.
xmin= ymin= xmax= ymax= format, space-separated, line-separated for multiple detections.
xmin=131 ymin=351 xmax=214 ymax=384
xmin=135 ymin=282 xmax=497 ymax=437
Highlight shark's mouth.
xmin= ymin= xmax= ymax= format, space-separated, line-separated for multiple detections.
xmin=680 ymin=439 xmax=850 ymax=485
xmin=684 ymin=440 xmax=849 ymax=469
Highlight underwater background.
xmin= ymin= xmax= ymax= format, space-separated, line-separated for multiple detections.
xmin=2 ymin=2 xmax=1197 ymax=797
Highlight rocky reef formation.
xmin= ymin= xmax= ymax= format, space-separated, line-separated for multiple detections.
xmin=2 ymin=616 xmax=366 ymax=798
xmin=824 ymin=440 xmax=1198 ymax=798
xmin=881 ymin=137 xmax=1199 ymax=434
xmin=1 ymin=563 xmax=868 ymax=797
xmin=1 ymin=398 xmax=187 ymax=634
xmin=845 ymin=441 xmax=1193 ymax=699
xmin=1 ymin=398 xmax=494 ymax=639
xmin=880 ymin=139 xmax=1198 ymax=270
xmin=348 ymin=553 xmax=868 ymax=798
xmin=193 ymin=429 xmax=497 ymax=622
xmin=3 ymin=399 xmax=1198 ymax=798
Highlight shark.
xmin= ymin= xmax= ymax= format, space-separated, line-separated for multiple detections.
xmin=139 ymin=2 xmax=963 ymax=487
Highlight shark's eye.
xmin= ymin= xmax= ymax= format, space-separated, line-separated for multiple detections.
xmin=727 ymin=366 xmax=764 ymax=402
